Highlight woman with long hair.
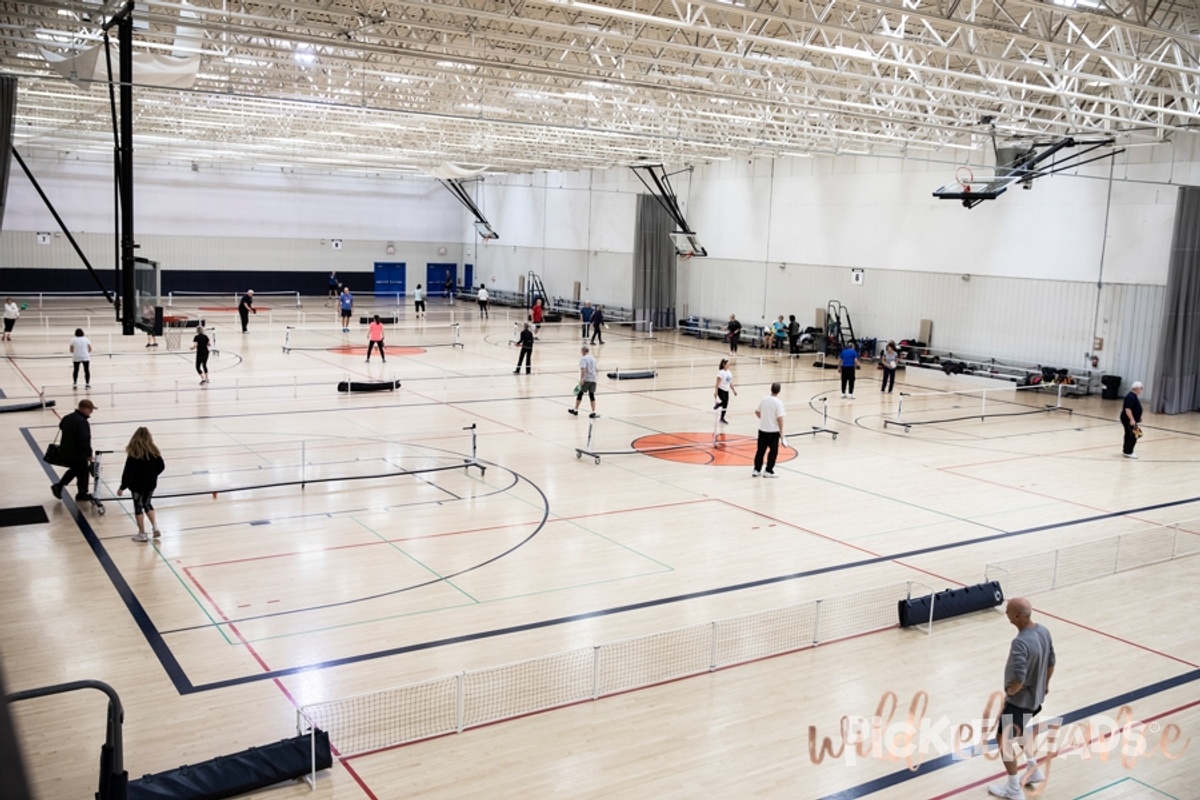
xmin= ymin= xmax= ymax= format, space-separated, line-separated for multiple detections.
xmin=118 ymin=427 xmax=166 ymax=543
xmin=713 ymin=358 xmax=737 ymax=424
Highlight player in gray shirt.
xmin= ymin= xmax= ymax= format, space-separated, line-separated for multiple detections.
xmin=990 ymin=597 xmax=1055 ymax=799
xmin=569 ymin=345 xmax=599 ymax=418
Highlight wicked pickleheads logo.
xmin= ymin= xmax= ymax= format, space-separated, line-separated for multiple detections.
xmin=807 ymin=690 xmax=1189 ymax=792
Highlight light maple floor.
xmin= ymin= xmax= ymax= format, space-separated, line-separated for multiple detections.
xmin=1 ymin=296 xmax=1197 ymax=800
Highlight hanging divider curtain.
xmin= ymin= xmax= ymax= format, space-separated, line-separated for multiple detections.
xmin=0 ymin=76 xmax=16 ymax=231
xmin=632 ymin=194 xmax=676 ymax=333
xmin=1153 ymin=186 xmax=1200 ymax=414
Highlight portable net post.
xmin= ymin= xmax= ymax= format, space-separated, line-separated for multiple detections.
xmin=794 ymin=396 xmax=838 ymax=440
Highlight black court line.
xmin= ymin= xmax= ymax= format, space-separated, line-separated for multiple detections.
xmin=818 ymin=668 xmax=1200 ymax=800
xmin=24 ymin=426 xmax=1200 ymax=695
xmin=23 ymin=426 xmax=197 ymax=693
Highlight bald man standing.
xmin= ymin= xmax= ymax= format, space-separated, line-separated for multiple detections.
xmin=989 ymin=598 xmax=1055 ymax=799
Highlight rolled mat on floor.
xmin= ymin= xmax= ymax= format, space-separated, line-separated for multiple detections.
xmin=607 ymin=371 xmax=656 ymax=380
xmin=0 ymin=400 xmax=56 ymax=413
xmin=337 ymin=379 xmax=401 ymax=393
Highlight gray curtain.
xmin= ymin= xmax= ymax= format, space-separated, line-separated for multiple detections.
xmin=0 ymin=75 xmax=16 ymax=232
xmin=1153 ymin=186 xmax=1200 ymax=414
xmin=632 ymin=194 xmax=676 ymax=332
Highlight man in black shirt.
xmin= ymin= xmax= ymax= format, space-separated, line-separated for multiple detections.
xmin=238 ymin=290 xmax=255 ymax=333
xmin=51 ymin=399 xmax=95 ymax=501
xmin=1121 ymin=381 xmax=1144 ymax=459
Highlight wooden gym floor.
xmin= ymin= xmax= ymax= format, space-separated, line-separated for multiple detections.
xmin=0 ymin=296 xmax=1196 ymax=799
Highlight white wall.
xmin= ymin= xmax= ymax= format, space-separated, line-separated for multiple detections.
xmin=3 ymin=134 xmax=1195 ymax=397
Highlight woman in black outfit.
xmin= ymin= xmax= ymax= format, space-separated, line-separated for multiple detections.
xmin=191 ymin=326 xmax=210 ymax=384
xmin=118 ymin=427 xmax=166 ymax=542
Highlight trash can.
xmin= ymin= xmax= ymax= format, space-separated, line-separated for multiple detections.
xmin=1101 ymin=375 xmax=1122 ymax=400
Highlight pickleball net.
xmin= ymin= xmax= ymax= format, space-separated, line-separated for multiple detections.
xmin=91 ymin=426 xmax=485 ymax=500
xmin=282 ymin=324 xmax=462 ymax=353
xmin=883 ymin=384 xmax=1071 ymax=431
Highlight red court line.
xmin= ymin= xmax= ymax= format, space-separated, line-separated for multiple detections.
xmin=1035 ymin=609 xmax=1199 ymax=668
xmin=936 ymin=466 xmax=1116 ymax=516
xmin=185 ymin=497 xmax=713 ymax=571
xmin=928 ymin=697 xmax=1200 ymax=800
xmin=183 ymin=565 xmax=379 ymax=798
xmin=715 ymin=497 xmax=889 ymax=561
xmin=342 ymin=618 xmax=902 ymax=766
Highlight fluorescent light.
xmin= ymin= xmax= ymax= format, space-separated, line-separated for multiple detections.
xmin=572 ymin=2 xmax=665 ymax=25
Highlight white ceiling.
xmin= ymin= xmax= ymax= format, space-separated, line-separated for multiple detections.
xmin=2 ymin=0 xmax=1198 ymax=175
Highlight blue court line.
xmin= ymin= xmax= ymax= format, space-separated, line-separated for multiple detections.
xmin=24 ymin=425 xmax=1200 ymax=695
xmin=818 ymin=670 xmax=1200 ymax=800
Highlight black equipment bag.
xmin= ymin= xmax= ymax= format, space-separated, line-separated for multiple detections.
xmin=337 ymin=379 xmax=401 ymax=393
xmin=898 ymin=580 xmax=1004 ymax=628
xmin=128 ymin=729 xmax=332 ymax=800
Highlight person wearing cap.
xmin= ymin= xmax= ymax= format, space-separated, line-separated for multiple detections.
xmin=51 ymin=399 xmax=96 ymax=502
xmin=238 ymin=289 xmax=256 ymax=333
xmin=1121 ymin=381 xmax=1144 ymax=459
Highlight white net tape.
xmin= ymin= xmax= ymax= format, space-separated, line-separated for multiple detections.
xmin=300 ymin=676 xmax=458 ymax=757
xmin=597 ymin=623 xmax=713 ymax=696
xmin=462 ymin=648 xmax=593 ymax=728
xmin=816 ymin=583 xmax=911 ymax=643
xmin=713 ymin=602 xmax=818 ymax=666
xmin=986 ymin=518 xmax=1200 ymax=600
xmin=299 ymin=520 xmax=1200 ymax=760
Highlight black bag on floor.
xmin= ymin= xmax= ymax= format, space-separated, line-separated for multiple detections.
xmin=128 ymin=729 xmax=332 ymax=800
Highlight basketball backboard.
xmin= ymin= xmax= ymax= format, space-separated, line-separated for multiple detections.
xmin=669 ymin=231 xmax=707 ymax=258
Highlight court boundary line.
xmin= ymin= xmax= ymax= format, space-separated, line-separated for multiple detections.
xmin=25 ymin=426 xmax=1200 ymax=696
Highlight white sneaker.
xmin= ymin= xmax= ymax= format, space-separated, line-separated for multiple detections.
xmin=841 ymin=392 xmax=847 ymax=398
xmin=987 ymin=779 xmax=1025 ymax=799
xmin=1023 ymin=767 xmax=1045 ymax=785
xmin=132 ymin=532 xmax=149 ymax=542
xmin=1123 ymin=453 xmax=1138 ymax=459
xmin=751 ymin=470 xmax=761 ymax=477
xmin=848 ymin=394 xmax=855 ymax=399
xmin=763 ymin=472 xmax=778 ymax=478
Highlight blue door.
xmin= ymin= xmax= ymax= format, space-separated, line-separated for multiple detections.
xmin=373 ymin=262 xmax=406 ymax=301
xmin=426 ymin=263 xmax=457 ymax=297
xmin=463 ymin=264 xmax=474 ymax=295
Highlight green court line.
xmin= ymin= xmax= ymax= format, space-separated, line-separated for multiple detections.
xmin=1074 ymin=777 xmax=1182 ymax=800
xmin=351 ymin=516 xmax=480 ymax=604
xmin=155 ymin=542 xmax=236 ymax=646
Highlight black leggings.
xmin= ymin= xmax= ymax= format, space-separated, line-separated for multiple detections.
xmin=366 ymin=340 xmax=386 ymax=360
xmin=516 ymin=347 xmax=532 ymax=370
xmin=196 ymin=351 xmax=209 ymax=375
xmin=72 ymin=361 xmax=91 ymax=384
xmin=880 ymin=367 xmax=895 ymax=392
xmin=716 ymin=388 xmax=729 ymax=415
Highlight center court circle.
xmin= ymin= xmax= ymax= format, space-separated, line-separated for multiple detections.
xmin=631 ymin=432 xmax=798 ymax=466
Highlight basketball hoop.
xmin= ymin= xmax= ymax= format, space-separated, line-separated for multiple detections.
xmin=164 ymin=327 xmax=183 ymax=351
xmin=955 ymin=166 xmax=974 ymax=192
xmin=679 ymin=251 xmax=694 ymax=261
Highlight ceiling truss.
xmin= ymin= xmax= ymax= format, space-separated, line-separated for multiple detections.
xmin=0 ymin=0 xmax=1196 ymax=174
